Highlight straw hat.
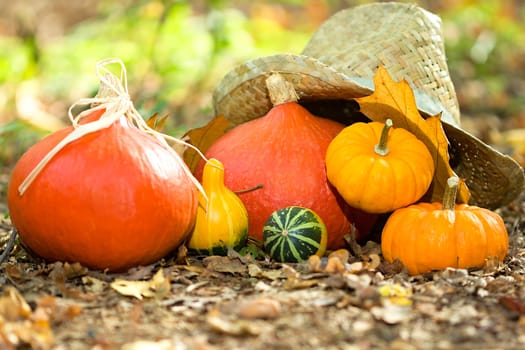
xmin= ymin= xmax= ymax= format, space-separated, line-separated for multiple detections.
xmin=212 ymin=2 xmax=524 ymax=209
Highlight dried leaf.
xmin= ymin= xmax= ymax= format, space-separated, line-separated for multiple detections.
xmin=356 ymin=66 xmax=470 ymax=203
xmin=0 ymin=287 xmax=55 ymax=349
xmin=206 ymin=309 xmax=261 ymax=336
xmin=203 ymin=256 xmax=247 ymax=274
xmin=145 ymin=113 xmax=169 ymax=132
xmin=82 ymin=276 xmax=108 ymax=294
xmin=248 ymin=264 xmax=282 ymax=280
xmin=110 ymin=268 xmax=170 ymax=300
xmin=308 ymin=255 xmax=323 ymax=272
xmin=238 ymin=298 xmax=281 ymax=319
xmin=182 ymin=115 xmax=231 ymax=172
xmin=378 ymin=283 xmax=413 ymax=306
xmin=328 ymin=249 xmax=350 ymax=264
xmin=0 ymin=286 xmax=32 ymax=321
xmin=324 ymin=257 xmax=346 ymax=274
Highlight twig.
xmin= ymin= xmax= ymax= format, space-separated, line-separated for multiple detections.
xmin=0 ymin=228 xmax=18 ymax=264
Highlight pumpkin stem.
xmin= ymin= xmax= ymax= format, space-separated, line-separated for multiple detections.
xmin=374 ymin=119 xmax=393 ymax=156
xmin=265 ymin=73 xmax=299 ymax=106
xmin=442 ymin=176 xmax=459 ymax=210
xmin=234 ymin=184 xmax=264 ymax=194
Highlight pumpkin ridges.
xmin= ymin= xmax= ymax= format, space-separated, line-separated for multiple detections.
xmin=9 ymin=113 xmax=198 ymax=271
xmin=381 ymin=178 xmax=509 ymax=275
xmin=453 ymin=209 xmax=484 ymax=268
xmin=326 ymin=120 xmax=435 ymax=214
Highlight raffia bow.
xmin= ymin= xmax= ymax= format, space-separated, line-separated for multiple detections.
xmin=18 ymin=58 xmax=207 ymax=200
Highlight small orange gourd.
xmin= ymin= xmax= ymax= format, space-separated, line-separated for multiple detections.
xmin=187 ymin=158 xmax=248 ymax=255
xmin=326 ymin=119 xmax=435 ymax=213
xmin=381 ymin=176 xmax=509 ymax=275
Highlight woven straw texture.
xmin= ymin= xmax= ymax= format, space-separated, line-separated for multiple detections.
xmin=212 ymin=2 xmax=524 ymax=209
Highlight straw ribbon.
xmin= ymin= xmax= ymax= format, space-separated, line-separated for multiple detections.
xmin=18 ymin=58 xmax=208 ymax=201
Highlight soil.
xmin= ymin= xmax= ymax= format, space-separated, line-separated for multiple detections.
xmin=1 ymin=166 xmax=525 ymax=350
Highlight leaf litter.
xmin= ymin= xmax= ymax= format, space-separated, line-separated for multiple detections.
xmin=2 ymin=173 xmax=525 ymax=350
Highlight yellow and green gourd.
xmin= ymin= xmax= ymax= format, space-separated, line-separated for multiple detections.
xmin=187 ymin=158 xmax=248 ymax=255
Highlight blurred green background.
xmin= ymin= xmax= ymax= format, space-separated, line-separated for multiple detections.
xmin=1 ymin=0 xmax=524 ymax=166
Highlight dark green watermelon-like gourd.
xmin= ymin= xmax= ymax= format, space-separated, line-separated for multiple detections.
xmin=263 ymin=206 xmax=327 ymax=263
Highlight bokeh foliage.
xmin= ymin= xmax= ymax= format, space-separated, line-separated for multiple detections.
xmin=0 ymin=0 xmax=524 ymax=166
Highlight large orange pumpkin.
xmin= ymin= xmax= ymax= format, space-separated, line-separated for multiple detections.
xmin=196 ymin=74 xmax=376 ymax=249
xmin=8 ymin=108 xmax=198 ymax=271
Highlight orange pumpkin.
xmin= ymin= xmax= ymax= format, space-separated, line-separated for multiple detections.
xmin=326 ymin=119 xmax=435 ymax=213
xmin=8 ymin=108 xmax=198 ymax=272
xmin=196 ymin=74 xmax=376 ymax=249
xmin=381 ymin=177 xmax=509 ymax=275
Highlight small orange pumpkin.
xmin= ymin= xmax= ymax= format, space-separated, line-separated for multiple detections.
xmin=381 ymin=176 xmax=509 ymax=275
xmin=326 ymin=119 xmax=435 ymax=213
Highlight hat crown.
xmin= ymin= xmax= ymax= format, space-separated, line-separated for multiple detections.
xmin=302 ymin=2 xmax=460 ymax=125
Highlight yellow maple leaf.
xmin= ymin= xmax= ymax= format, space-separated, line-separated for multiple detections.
xmin=182 ymin=115 xmax=231 ymax=172
xmin=356 ymin=66 xmax=470 ymax=204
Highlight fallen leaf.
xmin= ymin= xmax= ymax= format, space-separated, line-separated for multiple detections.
xmin=206 ymin=309 xmax=261 ymax=336
xmin=110 ymin=268 xmax=170 ymax=300
xmin=82 ymin=276 xmax=108 ymax=294
xmin=356 ymin=66 xmax=470 ymax=203
xmin=238 ymin=298 xmax=281 ymax=319
xmin=145 ymin=112 xmax=169 ymax=131
xmin=499 ymin=295 xmax=525 ymax=315
xmin=307 ymin=255 xmax=323 ymax=272
xmin=248 ymin=264 xmax=282 ymax=280
xmin=0 ymin=286 xmax=32 ymax=321
xmin=203 ymin=256 xmax=247 ymax=274
xmin=48 ymin=262 xmax=88 ymax=282
xmin=328 ymin=249 xmax=350 ymax=264
xmin=324 ymin=256 xmax=346 ymax=274
xmin=378 ymin=283 xmax=413 ymax=307
xmin=182 ymin=115 xmax=231 ymax=172
xmin=0 ymin=287 xmax=56 ymax=349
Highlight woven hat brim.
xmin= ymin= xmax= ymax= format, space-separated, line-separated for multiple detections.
xmin=213 ymin=54 xmax=524 ymax=209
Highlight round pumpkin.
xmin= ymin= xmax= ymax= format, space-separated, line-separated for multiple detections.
xmin=326 ymin=119 xmax=435 ymax=213
xmin=8 ymin=109 xmax=198 ymax=271
xmin=196 ymin=74 xmax=376 ymax=249
xmin=381 ymin=177 xmax=509 ymax=275
xmin=263 ymin=206 xmax=327 ymax=263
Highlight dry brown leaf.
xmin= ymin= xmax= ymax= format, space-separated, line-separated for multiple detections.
xmin=356 ymin=66 xmax=470 ymax=204
xmin=206 ymin=309 xmax=261 ymax=336
xmin=182 ymin=115 xmax=231 ymax=172
xmin=203 ymin=256 xmax=247 ymax=274
xmin=247 ymin=264 xmax=282 ymax=280
xmin=145 ymin=112 xmax=169 ymax=131
xmin=238 ymin=298 xmax=281 ymax=319
xmin=110 ymin=268 xmax=170 ymax=300
xmin=0 ymin=287 xmax=56 ymax=349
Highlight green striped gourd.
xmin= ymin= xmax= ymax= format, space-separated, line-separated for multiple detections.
xmin=263 ymin=206 xmax=327 ymax=263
